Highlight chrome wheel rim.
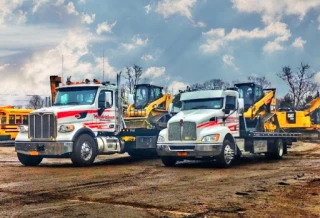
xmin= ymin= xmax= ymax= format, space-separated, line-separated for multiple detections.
xmin=80 ymin=142 xmax=93 ymax=161
xmin=224 ymin=144 xmax=234 ymax=164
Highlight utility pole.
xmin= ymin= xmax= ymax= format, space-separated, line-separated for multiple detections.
xmin=102 ymin=50 xmax=105 ymax=82
xmin=62 ymin=55 xmax=64 ymax=83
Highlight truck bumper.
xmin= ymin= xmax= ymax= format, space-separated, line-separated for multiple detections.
xmin=156 ymin=143 xmax=223 ymax=157
xmin=15 ymin=141 xmax=73 ymax=156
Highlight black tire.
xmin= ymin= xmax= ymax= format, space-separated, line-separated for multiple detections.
xmin=215 ymin=139 xmax=236 ymax=168
xmin=17 ymin=153 xmax=43 ymax=166
xmin=265 ymin=139 xmax=284 ymax=160
xmin=161 ymin=157 xmax=177 ymax=167
xmin=71 ymin=134 xmax=97 ymax=167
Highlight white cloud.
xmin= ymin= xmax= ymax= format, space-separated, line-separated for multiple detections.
xmin=55 ymin=0 xmax=65 ymax=6
xmin=96 ymin=20 xmax=117 ymax=35
xmin=141 ymin=54 xmax=155 ymax=61
xmin=155 ymin=0 xmax=197 ymax=20
xmin=200 ymin=22 xmax=291 ymax=54
xmin=292 ymin=37 xmax=306 ymax=49
xmin=81 ymin=13 xmax=96 ymax=24
xmin=0 ymin=64 xmax=10 ymax=71
xmin=168 ymin=81 xmax=188 ymax=95
xmin=79 ymin=0 xmax=86 ymax=4
xmin=32 ymin=0 xmax=50 ymax=14
xmin=231 ymin=0 xmax=320 ymax=24
xmin=222 ymin=55 xmax=239 ymax=71
xmin=0 ymin=0 xmax=24 ymax=27
xmin=155 ymin=0 xmax=203 ymax=27
xmin=121 ymin=35 xmax=148 ymax=51
xmin=16 ymin=10 xmax=27 ymax=24
xmin=142 ymin=67 xmax=166 ymax=79
xmin=0 ymin=25 xmax=68 ymax=51
xmin=192 ymin=21 xmax=206 ymax=28
xmin=314 ymin=72 xmax=320 ymax=84
xmin=144 ymin=5 xmax=151 ymax=13
xmin=65 ymin=2 xmax=79 ymax=15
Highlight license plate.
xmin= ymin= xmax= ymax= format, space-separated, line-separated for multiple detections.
xmin=177 ymin=151 xmax=188 ymax=156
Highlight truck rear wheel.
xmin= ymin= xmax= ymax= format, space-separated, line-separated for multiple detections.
xmin=17 ymin=153 xmax=43 ymax=166
xmin=161 ymin=157 xmax=177 ymax=167
xmin=265 ymin=139 xmax=284 ymax=160
xmin=215 ymin=139 xmax=235 ymax=168
xmin=71 ymin=134 xmax=97 ymax=167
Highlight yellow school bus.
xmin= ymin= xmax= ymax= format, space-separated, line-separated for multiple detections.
xmin=0 ymin=106 xmax=33 ymax=140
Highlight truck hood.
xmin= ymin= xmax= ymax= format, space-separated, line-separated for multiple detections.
xmin=31 ymin=105 xmax=95 ymax=114
xmin=169 ymin=109 xmax=224 ymax=124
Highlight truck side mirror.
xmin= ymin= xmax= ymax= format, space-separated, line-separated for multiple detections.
xmin=223 ymin=108 xmax=230 ymax=114
xmin=238 ymin=98 xmax=244 ymax=113
xmin=127 ymin=94 xmax=134 ymax=105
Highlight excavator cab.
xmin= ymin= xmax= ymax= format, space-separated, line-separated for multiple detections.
xmin=234 ymin=82 xmax=264 ymax=112
xmin=134 ymin=84 xmax=164 ymax=110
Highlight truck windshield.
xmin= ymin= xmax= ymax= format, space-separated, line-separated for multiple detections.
xmin=53 ymin=87 xmax=98 ymax=106
xmin=181 ymin=98 xmax=224 ymax=110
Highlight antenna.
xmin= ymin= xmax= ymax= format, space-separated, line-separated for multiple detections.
xmin=62 ymin=55 xmax=64 ymax=82
xmin=102 ymin=50 xmax=105 ymax=82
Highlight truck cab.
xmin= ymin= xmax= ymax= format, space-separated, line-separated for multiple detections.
xmin=156 ymin=88 xmax=243 ymax=167
xmin=15 ymin=75 xmax=126 ymax=167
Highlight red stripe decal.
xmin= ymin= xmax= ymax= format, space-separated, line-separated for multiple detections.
xmin=57 ymin=110 xmax=114 ymax=119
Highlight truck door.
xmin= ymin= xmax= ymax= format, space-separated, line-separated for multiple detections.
xmin=225 ymin=95 xmax=239 ymax=137
xmin=97 ymin=90 xmax=116 ymax=133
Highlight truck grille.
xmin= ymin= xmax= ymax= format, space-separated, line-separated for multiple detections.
xmin=29 ymin=113 xmax=57 ymax=139
xmin=168 ymin=121 xmax=197 ymax=141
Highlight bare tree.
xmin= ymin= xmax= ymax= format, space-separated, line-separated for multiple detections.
xmin=247 ymin=76 xmax=271 ymax=89
xmin=277 ymin=63 xmax=318 ymax=109
xmin=14 ymin=105 xmax=23 ymax=109
xmin=190 ymin=79 xmax=230 ymax=90
xmin=28 ymin=95 xmax=44 ymax=109
xmin=123 ymin=64 xmax=143 ymax=94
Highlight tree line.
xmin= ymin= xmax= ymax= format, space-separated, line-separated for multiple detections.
xmin=21 ymin=62 xmax=319 ymax=110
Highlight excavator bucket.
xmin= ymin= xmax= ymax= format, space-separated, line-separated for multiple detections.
xmin=124 ymin=117 xmax=152 ymax=129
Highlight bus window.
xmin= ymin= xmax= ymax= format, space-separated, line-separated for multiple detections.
xmin=23 ymin=116 xmax=28 ymax=125
xmin=16 ymin=115 xmax=22 ymax=124
xmin=1 ymin=117 xmax=6 ymax=124
xmin=9 ymin=115 xmax=15 ymax=124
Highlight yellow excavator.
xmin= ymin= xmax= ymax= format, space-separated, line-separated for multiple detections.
xmin=124 ymin=84 xmax=172 ymax=129
xmin=234 ymin=82 xmax=320 ymax=139
xmin=234 ymin=82 xmax=280 ymax=132
xmin=276 ymin=98 xmax=320 ymax=139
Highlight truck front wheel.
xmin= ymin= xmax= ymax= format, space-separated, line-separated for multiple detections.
xmin=71 ymin=134 xmax=97 ymax=167
xmin=161 ymin=157 xmax=177 ymax=167
xmin=17 ymin=153 xmax=43 ymax=166
xmin=215 ymin=139 xmax=235 ymax=168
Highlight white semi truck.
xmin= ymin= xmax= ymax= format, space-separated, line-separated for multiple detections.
xmin=15 ymin=73 xmax=169 ymax=167
xmin=156 ymin=86 xmax=299 ymax=167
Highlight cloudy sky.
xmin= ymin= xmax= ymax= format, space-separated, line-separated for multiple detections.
xmin=1 ymin=0 xmax=320 ymax=106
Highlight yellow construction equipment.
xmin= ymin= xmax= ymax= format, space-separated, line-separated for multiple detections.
xmin=124 ymin=84 xmax=172 ymax=129
xmin=234 ymin=82 xmax=320 ymax=138
xmin=276 ymin=97 xmax=320 ymax=139
xmin=234 ymin=82 xmax=280 ymax=132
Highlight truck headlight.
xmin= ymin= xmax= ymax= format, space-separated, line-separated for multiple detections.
xmin=19 ymin=125 xmax=28 ymax=133
xmin=58 ymin=125 xmax=75 ymax=133
xmin=157 ymin=135 xmax=165 ymax=142
xmin=201 ymin=134 xmax=220 ymax=142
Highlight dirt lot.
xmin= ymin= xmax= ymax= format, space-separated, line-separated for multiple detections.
xmin=0 ymin=142 xmax=320 ymax=218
